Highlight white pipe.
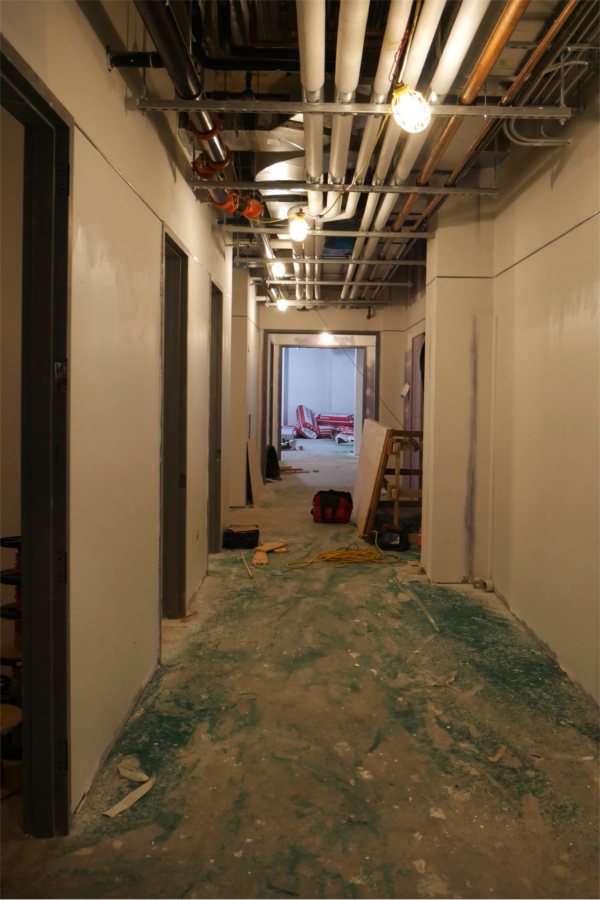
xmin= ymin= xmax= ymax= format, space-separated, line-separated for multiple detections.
xmin=341 ymin=0 xmax=446 ymax=296
xmin=348 ymin=0 xmax=492 ymax=299
xmin=296 ymin=0 xmax=326 ymax=290
xmin=296 ymin=0 xmax=325 ymax=219
xmin=326 ymin=0 xmax=370 ymax=216
xmin=323 ymin=0 xmax=413 ymax=223
xmin=368 ymin=0 xmax=493 ymax=290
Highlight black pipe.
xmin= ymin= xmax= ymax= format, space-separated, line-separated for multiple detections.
xmin=134 ymin=0 xmax=229 ymax=196
xmin=108 ymin=50 xmax=163 ymax=70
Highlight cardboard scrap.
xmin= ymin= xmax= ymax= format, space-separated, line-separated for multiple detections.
xmin=103 ymin=775 xmax=156 ymax=817
xmin=256 ymin=541 xmax=287 ymax=552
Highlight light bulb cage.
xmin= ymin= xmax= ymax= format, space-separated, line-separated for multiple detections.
xmin=391 ymin=84 xmax=431 ymax=134
xmin=289 ymin=209 xmax=309 ymax=242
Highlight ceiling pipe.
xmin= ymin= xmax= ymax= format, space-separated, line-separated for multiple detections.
xmin=321 ymin=0 xmax=413 ymax=227
xmin=381 ymin=0 xmax=585 ymax=294
xmin=412 ymin=0 xmax=586 ymax=233
xmin=348 ymin=0 xmax=498 ymax=299
xmin=296 ymin=0 xmax=326 ymax=299
xmin=325 ymin=0 xmax=371 ymax=217
xmin=133 ymin=1 xmax=265 ymax=221
xmin=391 ymin=0 xmax=529 ymax=232
xmin=341 ymin=0 xmax=447 ymax=299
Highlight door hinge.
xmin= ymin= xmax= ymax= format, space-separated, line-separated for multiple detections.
xmin=56 ymin=738 xmax=69 ymax=772
xmin=54 ymin=361 xmax=68 ymax=391
xmin=56 ymin=550 xmax=67 ymax=585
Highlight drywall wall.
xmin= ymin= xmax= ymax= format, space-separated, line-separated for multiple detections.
xmin=69 ymin=130 xmax=162 ymax=805
xmin=0 ymin=109 xmax=23 ymax=610
xmin=421 ymin=269 xmax=493 ymax=583
xmin=491 ymin=96 xmax=599 ymax=701
xmin=2 ymin=0 xmax=231 ymax=806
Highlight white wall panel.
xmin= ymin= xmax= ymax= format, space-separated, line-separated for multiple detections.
xmin=70 ymin=131 xmax=162 ymax=806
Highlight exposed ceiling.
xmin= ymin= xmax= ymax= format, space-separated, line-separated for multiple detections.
xmin=121 ymin=0 xmax=599 ymax=309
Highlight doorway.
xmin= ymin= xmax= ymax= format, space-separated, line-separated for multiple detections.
xmin=207 ymin=284 xmax=223 ymax=554
xmin=161 ymin=235 xmax=188 ymax=619
xmin=1 ymin=50 xmax=70 ymax=835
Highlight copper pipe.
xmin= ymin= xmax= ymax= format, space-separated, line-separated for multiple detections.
xmin=460 ymin=0 xmax=529 ymax=104
xmin=447 ymin=0 xmax=580 ymax=187
xmin=391 ymin=0 xmax=529 ymax=231
xmin=407 ymin=0 xmax=581 ymax=237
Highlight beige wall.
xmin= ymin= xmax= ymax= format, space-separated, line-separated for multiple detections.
xmin=69 ymin=131 xmax=162 ymax=804
xmin=2 ymin=0 xmax=230 ymax=805
xmin=491 ymin=95 xmax=599 ymax=701
xmin=0 ymin=110 xmax=23 ymax=618
xmin=422 ymin=200 xmax=495 ymax=583
xmin=422 ymin=93 xmax=599 ymax=700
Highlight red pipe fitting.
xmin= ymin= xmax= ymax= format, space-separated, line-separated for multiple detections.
xmin=211 ymin=192 xmax=240 ymax=214
xmin=239 ymin=196 xmax=263 ymax=220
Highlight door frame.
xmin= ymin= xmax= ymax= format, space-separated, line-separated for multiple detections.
xmin=207 ymin=283 xmax=223 ymax=554
xmin=1 ymin=43 xmax=71 ymax=836
xmin=161 ymin=233 xmax=188 ymax=619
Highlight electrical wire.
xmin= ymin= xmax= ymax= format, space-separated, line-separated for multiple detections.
xmin=287 ymin=540 xmax=387 ymax=569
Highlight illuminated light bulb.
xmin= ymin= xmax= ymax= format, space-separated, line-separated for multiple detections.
xmin=319 ymin=330 xmax=333 ymax=345
xmin=289 ymin=209 xmax=309 ymax=242
xmin=391 ymin=84 xmax=431 ymax=134
xmin=276 ymin=298 xmax=289 ymax=312
xmin=429 ymin=90 xmax=438 ymax=103
xmin=271 ymin=259 xmax=286 ymax=279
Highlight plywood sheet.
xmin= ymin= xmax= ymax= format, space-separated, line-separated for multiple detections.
xmin=351 ymin=419 xmax=391 ymax=536
xmin=247 ymin=438 xmax=264 ymax=505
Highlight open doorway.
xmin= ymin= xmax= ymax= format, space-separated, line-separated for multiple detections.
xmin=264 ymin=332 xmax=378 ymax=463
xmin=161 ymin=235 xmax=188 ymax=619
xmin=1 ymin=50 xmax=70 ymax=835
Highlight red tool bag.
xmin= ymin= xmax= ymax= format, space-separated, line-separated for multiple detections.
xmin=311 ymin=490 xmax=353 ymax=524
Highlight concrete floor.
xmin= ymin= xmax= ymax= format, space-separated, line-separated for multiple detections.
xmin=2 ymin=442 xmax=599 ymax=899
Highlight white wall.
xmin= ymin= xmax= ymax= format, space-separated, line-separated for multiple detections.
xmin=421 ymin=91 xmax=599 ymax=701
xmin=422 ymin=201 xmax=494 ymax=583
xmin=1 ymin=0 xmax=230 ymax=806
xmin=491 ymin=94 xmax=599 ymax=701
xmin=69 ymin=131 xmax=162 ymax=804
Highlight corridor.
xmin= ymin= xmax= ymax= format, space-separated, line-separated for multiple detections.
xmin=2 ymin=447 xmax=599 ymax=899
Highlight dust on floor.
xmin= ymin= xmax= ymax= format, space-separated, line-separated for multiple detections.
xmin=2 ymin=452 xmax=599 ymax=899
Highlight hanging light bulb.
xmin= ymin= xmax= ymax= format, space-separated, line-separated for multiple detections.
xmin=271 ymin=259 xmax=286 ymax=279
xmin=276 ymin=298 xmax=289 ymax=312
xmin=289 ymin=209 xmax=308 ymax=242
xmin=391 ymin=84 xmax=431 ymax=134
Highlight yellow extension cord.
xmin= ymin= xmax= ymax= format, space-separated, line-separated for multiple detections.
xmin=286 ymin=539 xmax=387 ymax=569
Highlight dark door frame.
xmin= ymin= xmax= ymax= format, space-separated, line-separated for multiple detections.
xmin=1 ymin=45 xmax=70 ymax=835
xmin=161 ymin=233 xmax=188 ymax=619
xmin=207 ymin=283 xmax=223 ymax=554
